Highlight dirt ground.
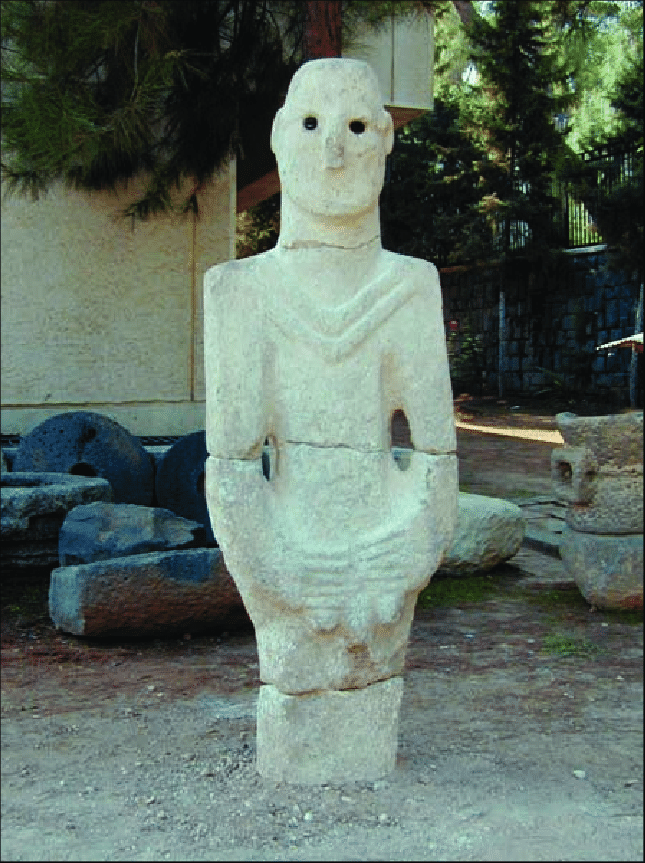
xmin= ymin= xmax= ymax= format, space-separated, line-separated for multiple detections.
xmin=1 ymin=397 xmax=643 ymax=861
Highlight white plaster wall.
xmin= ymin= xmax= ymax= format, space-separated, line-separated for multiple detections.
xmin=1 ymin=161 xmax=234 ymax=436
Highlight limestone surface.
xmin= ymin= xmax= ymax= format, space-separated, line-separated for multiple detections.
xmin=256 ymin=678 xmax=404 ymax=784
xmin=49 ymin=548 xmax=248 ymax=637
xmin=438 ymin=493 xmax=526 ymax=576
xmin=559 ymin=527 xmax=643 ymax=610
xmin=552 ymin=411 xmax=643 ymax=534
xmin=13 ymin=411 xmax=154 ymax=506
xmin=58 ymin=502 xmax=207 ymax=566
xmin=204 ymin=58 xmax=458 ymax=782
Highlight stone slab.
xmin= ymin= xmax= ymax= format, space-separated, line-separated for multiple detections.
xmin=559 ymin=526 xmax=643 ymax=610
xmin=58 ymin=502 xmax=207 ymax=566
xmin=2 ymin=473 xmax=113 ymax=572
xmin=438 ymin=493 xmax=526 ymax=575
xmin=49 ymin=548 xmax=248 ymax=637
xmin=256 ymin=677 xmax=404 ymax=784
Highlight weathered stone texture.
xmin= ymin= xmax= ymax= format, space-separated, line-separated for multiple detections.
xmin=49 ymin=548 xmax=248 ymax=637
xmin=438 ymin=493 xmax=526 ymax=575
xmin=559 ymin=527 xmax=643 ymax=610
xmin=256 ymin=678 xmax=404 ymax=784
xmin=1 ymin=472 xmax=113 ymax=571
xmin=155 ymin=431 xmax=215 ymax=544
xmin=13 ymin=411 xmax=154 ymax=506
xmin=204 ymin=58 xmax=458 ymax=782
xmin=58 ymin=502 xmax=207 ymax=566
xmin=553 ymin=411 xmax=643 ymax=609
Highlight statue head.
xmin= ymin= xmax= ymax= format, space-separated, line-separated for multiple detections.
xmin=271 ymin=59 xmax=394 ymax=240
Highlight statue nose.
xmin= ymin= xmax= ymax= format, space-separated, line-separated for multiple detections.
xmin=324 ymin=134 xmax=344 ymax=168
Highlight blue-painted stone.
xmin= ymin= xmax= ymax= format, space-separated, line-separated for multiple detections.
xmin=13 ymin=412 xmax=154 ymax=506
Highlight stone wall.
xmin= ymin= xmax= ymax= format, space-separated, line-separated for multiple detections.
xmin=440 ymin=246 xmax=643 ymax=406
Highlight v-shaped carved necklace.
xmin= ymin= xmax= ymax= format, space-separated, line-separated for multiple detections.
xmin=265 ymin=259 xmax=418 ymax=363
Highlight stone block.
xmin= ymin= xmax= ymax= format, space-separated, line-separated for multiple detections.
xmin=438 ymin=493 xmax=525 ymax=575
xmin=559 ymin=527 xmax=643 ymax=610
xmin=256 ymin=678 xmax=404 ymax=784
xmin=58 ymin=502 xmax=208 ymax=566
xmin=154 ymin=431 xmax=215 ymax=544
xmin=49 ymin=548 xmax=248 ymax=637
xmin=556 ymin=411 xmax=643 ymax=469
xmin=1 ymin=472 xmax=112 ymax=571
xmin=14 ymin=411 xmax=154 ymax=506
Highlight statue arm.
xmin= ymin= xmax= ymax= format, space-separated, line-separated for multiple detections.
xmin=403 ymin=260 xmax=456 ymax=456
xmin=204 ymin=263 xmax=270 ymax=547
xmin=204 ymin=262 xmax=267 ymax=460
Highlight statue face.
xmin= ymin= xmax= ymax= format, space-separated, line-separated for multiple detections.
xmin=272 ymin=59 xmax=394 ymax=220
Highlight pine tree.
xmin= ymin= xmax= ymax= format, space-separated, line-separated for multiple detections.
xmin=381 ymin=96 xmax=494 ymax=266
xmin=464 ymin=0 xmax=577 ymax=264
xmin=1 ymin=0 xmax=450 ymax=220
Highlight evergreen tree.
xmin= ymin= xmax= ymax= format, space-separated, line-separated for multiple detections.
xmin=593 ymin=48 xmax=643 ymax=278
xmin=1 ymin=0 xmax=450 ymax=220
xmin=464 ymin=0 xmax=578 ymax=263
xmin=381 ymin=96 xmax=494 ymax=266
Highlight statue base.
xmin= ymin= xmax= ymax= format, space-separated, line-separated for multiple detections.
xmin=256 ymin=677 xmax=404 ymax=784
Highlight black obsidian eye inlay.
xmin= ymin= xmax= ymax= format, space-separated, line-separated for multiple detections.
xmin=303 ymin=116 xmax=318 ymax=130
xmin=349 ymin=120 xmax=366 ymax=134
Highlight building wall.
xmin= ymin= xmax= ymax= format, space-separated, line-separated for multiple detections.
xmin=440 ymin=247 xmax=643 ymax=406
xmin=1 ymin=161 xmax=235 ymax=436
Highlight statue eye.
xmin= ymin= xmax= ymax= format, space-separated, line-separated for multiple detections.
xmin=349 ymin=120 xmax=366 ymax=135
xmin=303 ymin=116 xmax=318 ymax=131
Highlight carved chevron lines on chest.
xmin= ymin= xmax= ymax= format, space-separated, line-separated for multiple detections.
xmin=264 ymin=266 xmax=419 ymax=362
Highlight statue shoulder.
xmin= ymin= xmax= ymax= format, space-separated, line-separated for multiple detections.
xmin=204 ymin=250 xmax=277 ymax=299
xmin=381 ymin=250 xmax=440 ymax=300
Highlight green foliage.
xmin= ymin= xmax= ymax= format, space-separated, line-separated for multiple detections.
xmin=563 ymin=1 xmax=643 ymax=153
xmin=568 ymin=21 xmax=643 ymax=277
xmin=381 ymin=98 xmax=496 ymax=265
xmin=464 ymin=0 xmax=578 ymax=264
xmin=541 ymin=633 xmax=602 ymax=656
xmin=1 ymin=0 xmax=303 ymax=217
xmin=447 ymin=319 xmax=485 ymax=395
xmin=236 ymin=192 xmax=280 ymax=258
xmin=2 ymin=0 xmax=445 ymax=220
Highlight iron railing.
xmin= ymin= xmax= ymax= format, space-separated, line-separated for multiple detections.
xmin=557 ymin=141 xmax=639 ymax=248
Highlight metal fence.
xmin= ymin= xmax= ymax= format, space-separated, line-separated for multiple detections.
xmin=558 ymin=141 xmax=639 ymax=248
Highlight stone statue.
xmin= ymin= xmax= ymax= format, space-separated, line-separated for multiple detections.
xmin=204 ymin=58 xmax=458 ymax=783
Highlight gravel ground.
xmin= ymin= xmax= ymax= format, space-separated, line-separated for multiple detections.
xmin=2 ymin=401 xmax=642 ymax=861
xmin=2 ymin=548 xmax=642 ymax=862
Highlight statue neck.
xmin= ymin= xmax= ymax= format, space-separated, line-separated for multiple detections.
xmin=273 ymin=235 xmax=384 ymax=306
xmin=278 ymin=194 xmax=382 ymax=251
